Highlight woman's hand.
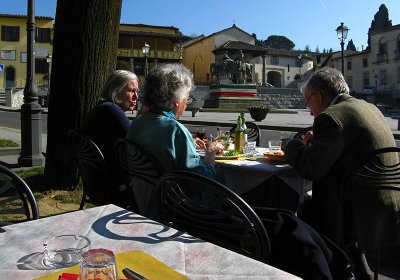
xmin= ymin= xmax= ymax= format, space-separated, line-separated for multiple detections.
xmin=194 ymin=137 xmax=206 ymax=150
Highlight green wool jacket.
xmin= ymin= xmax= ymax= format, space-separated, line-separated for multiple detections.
xmin=285 ymin=94 xmax=400 ymax=247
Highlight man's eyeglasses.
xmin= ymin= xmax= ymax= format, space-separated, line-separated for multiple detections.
xmin=305 ymin=92 xmax=315 ymax=110
xmin=186 ymin=97 xmax=193 ymax=104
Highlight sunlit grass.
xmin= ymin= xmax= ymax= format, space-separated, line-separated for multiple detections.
xmin=0 ymin=139 xmax=19 ymax=147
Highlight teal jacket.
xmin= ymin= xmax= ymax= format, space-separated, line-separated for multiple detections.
xmin=127 ymin=109 xmax=215 ymax=221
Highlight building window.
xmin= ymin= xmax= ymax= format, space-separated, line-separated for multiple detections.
xmin=35 ymin=59 xmax=49 ymax=74
xmin=1 ymin=25 xmax=20 ymax=41
xmin=363 ymin=72 xmax=369 ymax=86
xmin=347 ymin=60 xmax=352 ymax=70
xmin=36 ymin=28 xmax=51 ymax=43
xmin=379 ymin=38 xmax=388 ymax=54
xmin=134 ymin=64 xmax=144 ymax=76
xmin=380 ymin=70 xmax=387 ymax=85
xmin=362 ymin=58 xmax=368 ymax=68
xmin=271 ymin=56 xmax=279 ymax=65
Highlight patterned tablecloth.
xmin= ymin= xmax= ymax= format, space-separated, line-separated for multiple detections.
xmin=0 ymin=204 xmax=301 ymax=279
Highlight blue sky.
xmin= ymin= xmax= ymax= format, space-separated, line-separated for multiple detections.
xmin=2 ymin=0 xmax=399 ymax=52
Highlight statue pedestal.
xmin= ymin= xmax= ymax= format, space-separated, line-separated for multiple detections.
xmin=204 ymin=84 xmax=263 ymax=109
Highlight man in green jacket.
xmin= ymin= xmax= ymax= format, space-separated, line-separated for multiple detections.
xmin=282 ymin=67 xmax=400 ymax=278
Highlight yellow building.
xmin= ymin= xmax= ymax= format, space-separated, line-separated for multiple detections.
xmin=117 ymin=23 xmax=190 ymax=85
xmin=182 ymin=24 xmax=256 ymax=84
xmin=0 ymin=14 xmax=53 ymax=89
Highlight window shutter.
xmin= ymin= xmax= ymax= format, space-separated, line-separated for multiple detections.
xmin=1 ymin=26 xmax=5 ymax=41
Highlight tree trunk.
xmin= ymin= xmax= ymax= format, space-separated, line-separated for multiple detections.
xmin=45 ymin=0 xmax=122 ymax=188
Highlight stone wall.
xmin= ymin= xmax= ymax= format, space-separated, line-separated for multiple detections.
xmin=257 ymin=87 xmax=305 ymax=109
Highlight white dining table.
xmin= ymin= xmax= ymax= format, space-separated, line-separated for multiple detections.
xmin=215 ymin=148 xmax=310 ymax=211
xmin=0 ymin=204 xmax=301 ymax=280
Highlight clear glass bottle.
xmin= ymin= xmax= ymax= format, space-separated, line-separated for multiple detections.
xmin=240 ymin=112 xmax=248 ymax=144
xmin=234 ymin=116 xmax=244 ymax=154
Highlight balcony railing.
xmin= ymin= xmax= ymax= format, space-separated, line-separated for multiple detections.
xmin=117 ymin=48 xmax=181 ymax=60
xmin=375 ymin=53 xmax=388 ymax=63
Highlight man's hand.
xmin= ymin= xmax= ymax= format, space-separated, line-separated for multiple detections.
xmin=303 ymin=131 xmax=314 ymax=146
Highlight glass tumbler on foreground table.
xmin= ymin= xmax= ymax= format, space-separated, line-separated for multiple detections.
xmin=43 ymin=234 xmax=91 ymax=268
xmin=79 ymin=248 xmax=119 ymax=280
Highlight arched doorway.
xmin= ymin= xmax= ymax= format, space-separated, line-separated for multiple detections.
xmin=5 ymin=66 xmax=15 ymax=88
xmin=267 ymin=71 xmax=282 ymax=87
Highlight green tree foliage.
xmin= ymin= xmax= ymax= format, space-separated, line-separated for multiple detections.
xmin=45 ymin=0 xmax=122 ymax=188
xmin=367 ymin=4 xmax=392 ymax=49
xmin=346 ymin=39 xmax=357 ymax=51
xmin=263 ymin=35 xmax=295 ymax=50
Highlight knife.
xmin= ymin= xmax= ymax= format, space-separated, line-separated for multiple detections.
xmin=122 ymin=268 xmax=149 ymax=280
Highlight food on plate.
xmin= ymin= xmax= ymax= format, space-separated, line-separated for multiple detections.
xmin=263 ymin=150 xmax=285 ymax=157
xmin=224 ymin=150 xmax=241 ymax=156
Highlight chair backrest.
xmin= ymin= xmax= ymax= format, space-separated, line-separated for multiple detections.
xmin=0 ymin=163 xmax=39 ymax=226
xmin=125 ymin=138 xmax=166 ymax=221
xmin=341 ymin=147 xmax=400 ymax=251
xmin=158 ymin=170 xmax=271 ymax=263
xmin=68 ymin=129 xmax=111 ymax=207
xmin=293 ymin=126 xmax=313 ymax=141
xmin=229 ymin=121 xmax=261 ymax=146
xmin=114 ymin=138 xmax=130 ymax=185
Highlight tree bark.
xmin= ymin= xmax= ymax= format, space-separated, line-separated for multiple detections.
xmin=45 ymin=0 xmax=122 ymax=188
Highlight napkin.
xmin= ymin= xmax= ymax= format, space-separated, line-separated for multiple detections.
xmin=34 ymin=250 xmax=188 ymax=280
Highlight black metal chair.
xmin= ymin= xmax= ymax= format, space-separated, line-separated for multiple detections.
xmin=229 ymin=121 xmax=261 ymax=146
xmin=124 ymin=138 xmax=166 ymax=221
xmin=114 ymin=138 xmax=139 ymax=213
xmin=0 ymin=163 xmax=39 ymax=226
xmin=68 ymin=129 xmax=112 ymax=209
xmin=340 ymin=147 xmax=400 ymax=280
xmin=157 ymin=170 xmax=271 ymax=263
xmin=293 ymin=126 xmax=313 ymax=141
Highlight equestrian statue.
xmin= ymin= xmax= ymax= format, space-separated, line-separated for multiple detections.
xmin=210 ymin=51 xmax=253 ymax=84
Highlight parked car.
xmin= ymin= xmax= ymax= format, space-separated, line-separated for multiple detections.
xmin=362 ymin=85 xmax=376 ymax=94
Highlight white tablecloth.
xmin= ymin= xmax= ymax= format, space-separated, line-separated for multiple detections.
xmin=215 ymin=148 xmax=309 ymax=210
xmin=0 ymin=204 xmax=301 ymax=279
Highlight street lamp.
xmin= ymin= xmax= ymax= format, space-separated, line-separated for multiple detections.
xmin=19 ymin=0 xmax=45 ymax=166
xmin=336 ymin=22 xmax=349 ymax=75
xmin=297 ymin=54 xmax=302 ymax=75
xmin=142 ymin=42 xmax=150 ymax=77
xmin=45 ymin=53 xmax=52 ymax=107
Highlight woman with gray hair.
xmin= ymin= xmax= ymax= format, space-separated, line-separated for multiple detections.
xmin=127 ymin=64 xmax=219 ymax=220
xmin=82 ymin=70 xmax=139 ymax=209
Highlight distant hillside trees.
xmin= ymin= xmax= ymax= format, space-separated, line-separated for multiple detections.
xmin=256 ymin=35 xmax=295 ymax=50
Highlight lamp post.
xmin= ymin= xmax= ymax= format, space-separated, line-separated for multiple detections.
xmin=18 ymin=0 xmax=45 ymax=166
xmin=374 ymin=73 xmax=379 ymax=94
xmin=142 ymin=42 xmax=150 ymax=77
xmin=336 ymin=22 xmax=349 ymax=75
xmin=297 ymin=54 xmax=302 ymax=75
xmin=46 ymin=53 xmax=52 ymax=105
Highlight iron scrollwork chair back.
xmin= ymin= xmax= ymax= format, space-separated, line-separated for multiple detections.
xmin=68 ymin=129 xmax=111 ymax=209
xmin=340 ymin=146 xmax=400 ymax=280
xmin=229 ymin=121 xmax=261 ymax=146
xmin=158 ymin=170 xmax=271 ymax=263
xmin=0 ymin=163 xmax=39 ymax=226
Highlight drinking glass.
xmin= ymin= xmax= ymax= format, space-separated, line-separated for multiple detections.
xmin=43 ymin=234 xmax=91 ymax=268
xmin=268 ymin=140 xmax=282 ymax=152
xmin=79 ymin=248 xmax=119 ymax=280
